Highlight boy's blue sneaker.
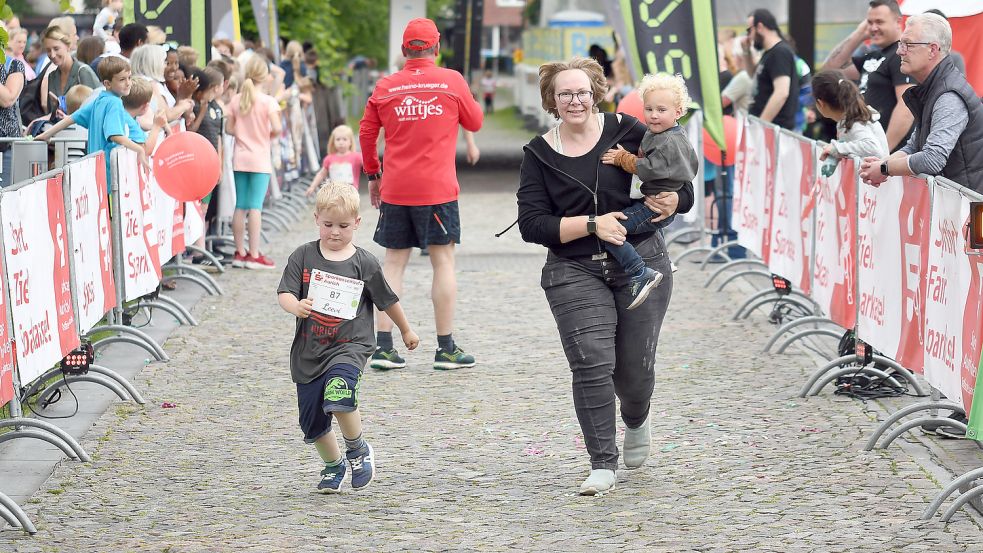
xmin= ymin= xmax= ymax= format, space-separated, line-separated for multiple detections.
xmin=370 ymin=347 xmax=406 ymax=370
xmin=347 ymin=443 xmax=375 ymax=490
xmin=317 ymin=461 xmax=347 ymax=494
xmin=627 ymin=267 xmax=663 ymax=311
xmin=433 ymin=346 xmax=476 ymax=370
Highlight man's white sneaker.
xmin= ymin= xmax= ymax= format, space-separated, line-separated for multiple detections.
xmin=579 ymin=469 xmax=616 ymax=495
xmin=623 ymin=416 xmax=651 ymax=469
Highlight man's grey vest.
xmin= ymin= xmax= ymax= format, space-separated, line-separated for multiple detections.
xmin=902 ymin=55 xmax=983 ymax=193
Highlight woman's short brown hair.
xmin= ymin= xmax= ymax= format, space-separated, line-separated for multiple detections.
xmin=538 ymin=56 xmax=609 ymax=119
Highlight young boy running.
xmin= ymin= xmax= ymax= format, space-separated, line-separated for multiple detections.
xmin=278 ymin=182 xmax=419 ymax=493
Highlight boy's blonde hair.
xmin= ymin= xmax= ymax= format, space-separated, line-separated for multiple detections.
xmin=315 ymin=181 xmax=360 ymax=218
xmin=637 ymin=73 xmax=691 ymax=111
xmin=327 ymin=125 xmax=356 ymax=155
xmin=123 ymin=78 xmax=153 ymax=110
xmin=65 ymin=84 xmax=93 ymax=114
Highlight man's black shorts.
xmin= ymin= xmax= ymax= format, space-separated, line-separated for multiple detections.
xmin=373 ymin=200 xmax=461 ymax=249
xmin=296 ymin=363 xmax=361 ymax=443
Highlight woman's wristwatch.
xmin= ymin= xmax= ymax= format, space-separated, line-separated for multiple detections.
xmin=587 ymin=215 xmax=597 ymax=234
xmin=367 ymin=172 xmax=382 ymax=181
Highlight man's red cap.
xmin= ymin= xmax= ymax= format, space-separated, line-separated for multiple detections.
xmin=402 ymin=18 xmax=440 ymax=50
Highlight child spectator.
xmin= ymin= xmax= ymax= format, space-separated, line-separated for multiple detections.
xmin=812 ymin=69 xmax=890 ymax=174
xmin=226 ymin=54 xmax=281 ymax=269
xmin=177 ymin=46 xmax=199 ymax=69
xmin=56 ymin=84 xmax=94 ymax=164
xmin=188 ymin=67 xmax=225 ymax=260
xmin=93 ymin=0 xmax=123 ymax=41
xmin=121 ymin=77 xmax=167 ymax=155
xmin=37 ymin=56 xmax=150 ymax=179
xmin=277 ymin=181 xmax=419 ymax=493
xmin=480 ymin=69 xmax=496 ymax=113
xmin=65 ymin=84 xmax=93 ymax=115
xmin=305 ymin=125 xmax=362 ymax=195
xmin=601 ymin=73 xmax=699 ymax=309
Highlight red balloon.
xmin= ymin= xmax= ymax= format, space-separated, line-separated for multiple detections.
xmin=703 ymin=115 xmax=739 ymax=166
xmin=616 ymin=91 xmax=644 ymax=121
xmin=153 ymin=132 xmax=221 ymax=201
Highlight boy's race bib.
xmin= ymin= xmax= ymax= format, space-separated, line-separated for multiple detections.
xmin=308 ymin=269 xmax=364 ymax=320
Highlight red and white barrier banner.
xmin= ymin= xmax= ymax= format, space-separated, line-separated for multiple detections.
xmin=0 ymin=253 xmax=14 ymax=408
xmin=149 ymin=173 xmax=183 ymax=263
xmin=767 ymin=132 xmax=814 ymax=294
xmin=184 ymin=201 xmax=205 ymax=245
xmin=924 ymin=184 xmax=983 ymax=411
xmin=811 ymin=154 xmax=857 ymax=329
xmin=735 ymin=118 xmax=776 ymax=260
xmin=1 ymin=175 xmax=81 ymax=385
xmin=856 ymin=176 xmax=931 ymax=373
xmin=67 ymin=154 xmax=116 ymax=334
xmin=116 ymin=150 xmax=162 ymax=302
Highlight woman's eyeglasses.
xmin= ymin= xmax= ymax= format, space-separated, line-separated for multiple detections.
xmin=556 ymin=91 xmax=593 ymax=104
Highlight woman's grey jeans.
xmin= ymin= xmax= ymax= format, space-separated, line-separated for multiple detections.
xmin=541 ymin=233 xmax=672 ymax=471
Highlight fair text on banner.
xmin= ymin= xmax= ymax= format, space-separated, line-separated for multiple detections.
xmin=67 ymin=154 xmax=116 ymax=334
xmin=768 ymin=132 xmax=814 ymax=294
xmin=810 ymin=153 xmax=857 ymax=329
xmin=1 ymin=174 xmax=81 ymax=385
xmin=116 ymin=150 xmax=163 ymax=302
xmin=855 ymin=176 xmax=931 ymax=373
xmin=924 ymin=184 xmax=983 ymax=413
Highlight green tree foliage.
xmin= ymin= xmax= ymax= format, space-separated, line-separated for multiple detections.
xmin=237 ymin=0 xmax=454 ymax=83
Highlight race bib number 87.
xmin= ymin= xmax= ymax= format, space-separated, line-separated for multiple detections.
xmin=308 ymin=269 xmax=364 ymax=320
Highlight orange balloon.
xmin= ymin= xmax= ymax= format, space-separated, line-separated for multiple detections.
xmin=616 ymin=91 xmax=644 ymax=121
xmin=703 ymin=115 xmax=739 ymax=166
xmin=153 ymin=132 xmax=221 ymax=201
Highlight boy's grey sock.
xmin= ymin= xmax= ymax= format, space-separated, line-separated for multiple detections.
xmin=376 ymin=331 xmax=393 ymax=350
xmin=344 ymin=433 xmax=366 ymax=453
xmin=437 ymin=334 xmax=455 ymax=352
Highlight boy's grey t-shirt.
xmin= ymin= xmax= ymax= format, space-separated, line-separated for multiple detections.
xmin=277 ymin=242 xmax=398 ymax=384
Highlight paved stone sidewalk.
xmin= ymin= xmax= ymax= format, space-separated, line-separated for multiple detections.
xmin=2 ymin=170 xmax=983 ymax=551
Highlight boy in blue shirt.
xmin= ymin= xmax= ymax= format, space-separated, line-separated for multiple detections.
xmin=121 ymin=77 xmax=167 ymax=154
xmin=36 ymin=56 xmax=150 ymax=175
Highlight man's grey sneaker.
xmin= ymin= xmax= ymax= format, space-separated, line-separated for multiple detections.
xmin=317 ymin=462 xmax=347 ymax=494
xmin=627 ymin=267 xmax=664 ymax=310
xmin=433 ymin=346 xmax=476 ymax=370
xmin=579 ymin=468 xmax=616 ymax=495
xmin=370 ymin=347 xmax=406 ymax=370
xmin=623 ymin=415 xmax=651 ymax=469
xmin=347 ymin=443 xmax=375 ymax=490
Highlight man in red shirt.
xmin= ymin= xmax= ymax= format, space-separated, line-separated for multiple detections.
xmin=360 ymin=18 xmax=483 ymax=371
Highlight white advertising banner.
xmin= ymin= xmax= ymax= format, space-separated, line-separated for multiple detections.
xmin=184 ymin=201 xmax=205 ymax=245
xmin=1 ymin=175 xmax=81 ymax=385
xmin=116 ymin=150 xmax=162 ymax=301
xmin=768 ymin=132 xmax=813 ymax=294
xmin=67 ymin=155 xmax=116 ymax=334
xmin=734 ymin=118 xmax=775 ymax=260
xmin=810 ymin=153 xmax=856 ymax=329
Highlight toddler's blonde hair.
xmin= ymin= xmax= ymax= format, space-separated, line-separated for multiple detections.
xmin=637 ymin=73 xmax=691 ymax=112
xmin=315 ymin=181 xmax=360 ymax=218
xmin=327 ymin=124 xmax=357 ymax=155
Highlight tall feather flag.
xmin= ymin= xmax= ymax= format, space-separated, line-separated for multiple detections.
xmin=607 ymin=0 xmax=725 ymax=152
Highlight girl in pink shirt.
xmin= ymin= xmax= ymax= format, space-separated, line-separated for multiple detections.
xmin=226 ymin=54 xmax=282 ymax=270
xmin=305 ymin=124 xmax=363 ymax=195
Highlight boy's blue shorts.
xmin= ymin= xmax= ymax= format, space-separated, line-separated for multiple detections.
xmin=296 ymin=363 xmax=361 ymax=443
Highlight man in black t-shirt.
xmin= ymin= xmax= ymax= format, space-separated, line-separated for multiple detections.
xmin=823 ymin=0 xmax=914 ymax=151
xmin=743 ymin=9 xmax=799 ymax=130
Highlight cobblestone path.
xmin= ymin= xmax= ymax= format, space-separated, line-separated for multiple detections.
xmin=3 ymin=173 xmax=983 ymax=552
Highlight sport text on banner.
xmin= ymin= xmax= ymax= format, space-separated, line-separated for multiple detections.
xmin=1 ymin=175 xmax=81 ymax=385
xmin=810 ymin=153 xmax=856 ymax=329
xmin=0 ymin=252 xmax=14 ymax=409
xmin=924 ymin=184 xmax=982 ymax=413
xmin=855 ymin=176 xmax=931 ymax=373
xmin=768 ymin=132 xmax=814 ymax=294
xmin=67 ymin=154 xmax=116 ymax=334
xmin=116 ymin=149 xmax=162 ymax=302
xmin=735 ymin=118 xmax=776 ymax=260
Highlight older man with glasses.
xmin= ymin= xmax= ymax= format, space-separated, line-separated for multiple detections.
xmin=859 ymin=13 xmax=983 ymax=194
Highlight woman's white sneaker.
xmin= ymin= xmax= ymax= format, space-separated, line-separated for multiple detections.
xmin=623 ymin=416 xmax=651 ymax=469
xmin=579 ymin=469 xmax=616 ymax=495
